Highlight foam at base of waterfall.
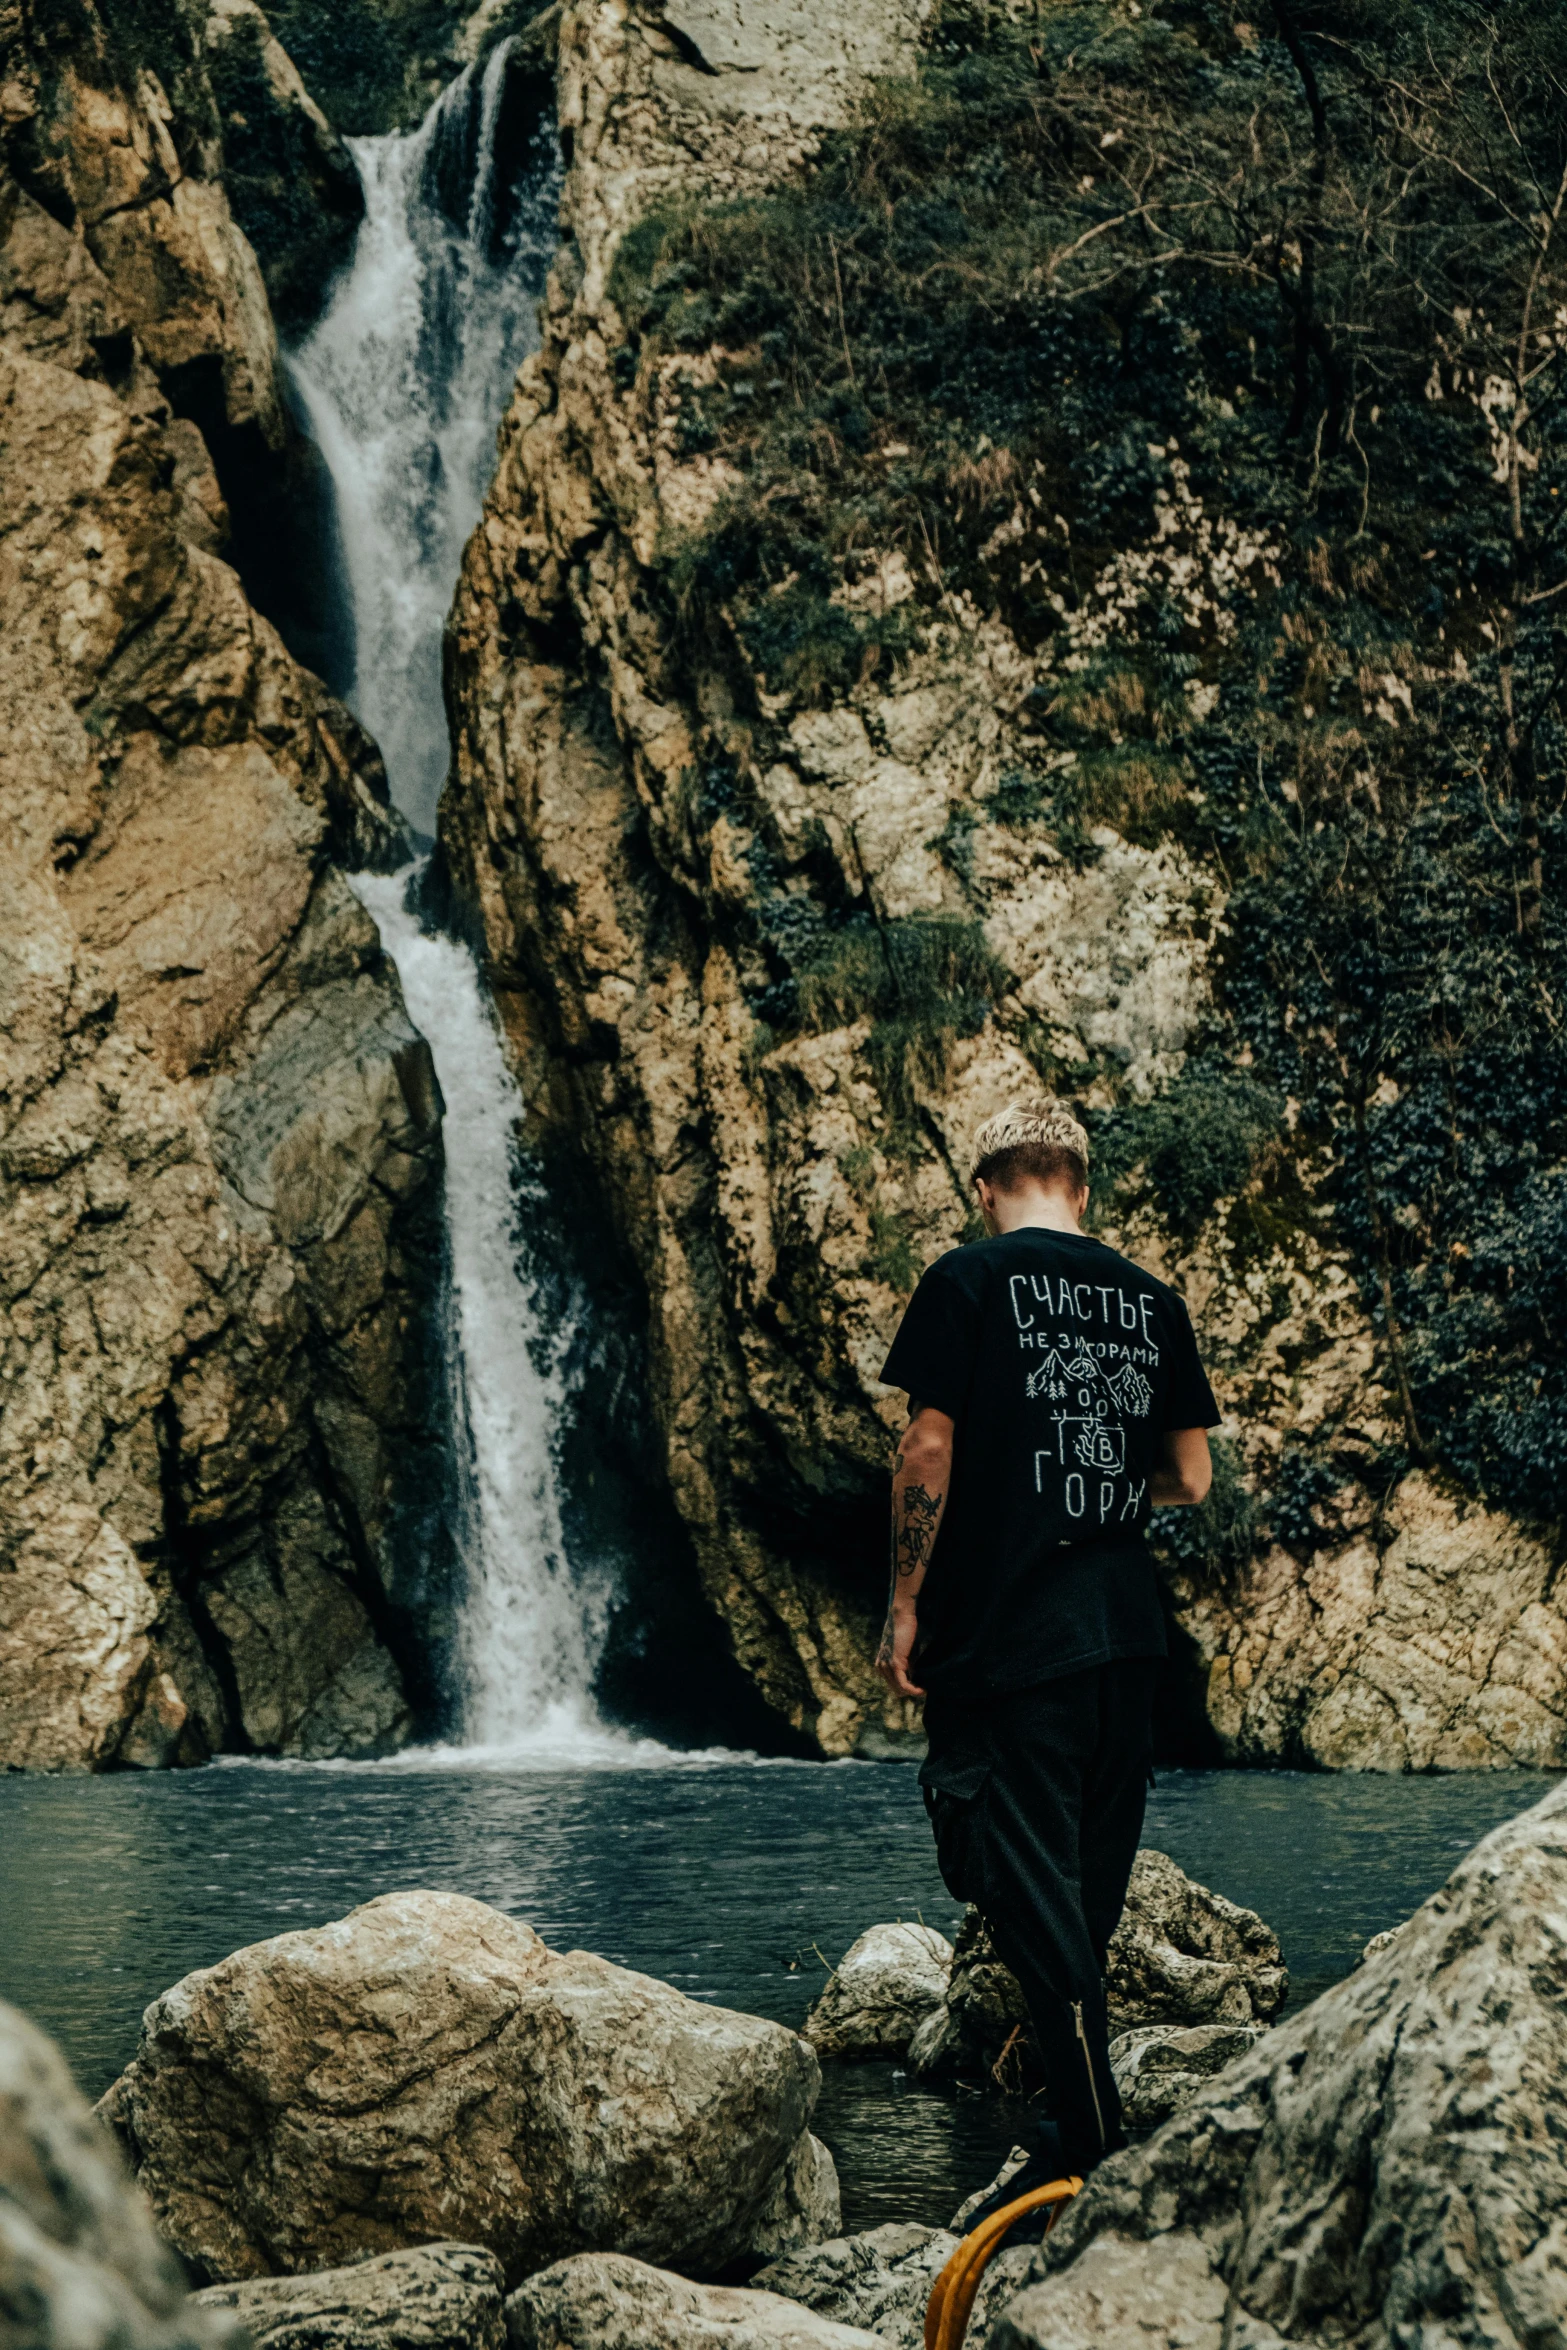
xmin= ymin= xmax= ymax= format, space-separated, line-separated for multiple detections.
xmin=221 ymin=1745 xmax=864 ymax=1775
xmin=351 ymin=866 xmax=621 ymax=1748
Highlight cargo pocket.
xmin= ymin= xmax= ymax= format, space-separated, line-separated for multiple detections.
xmin=920 ymin=1753 xmax=991 ymax=1909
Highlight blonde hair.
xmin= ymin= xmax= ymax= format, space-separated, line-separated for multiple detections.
xmin=968 ymin=1097 xmax=1090 ymax=1190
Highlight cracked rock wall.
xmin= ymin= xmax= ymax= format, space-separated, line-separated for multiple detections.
xmin=440 ymin=0 xmax=1218 ymax=1757
xmin=441 ymin=0 xmax=1562 ymax=1765
xmin=0 ymin=0 xmax=449 ymax=1769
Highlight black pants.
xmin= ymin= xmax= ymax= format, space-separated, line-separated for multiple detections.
xmin=922 ymin=1658 xmax=1157 ymax=2175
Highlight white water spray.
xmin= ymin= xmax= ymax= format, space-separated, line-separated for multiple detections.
xmin=351 ymin=872 xmax=624 ymax=1759
xmin=287 ymin=39 xmax=559 ymax=836
xmin=292 ymin=54 xmax=640 ymax=1758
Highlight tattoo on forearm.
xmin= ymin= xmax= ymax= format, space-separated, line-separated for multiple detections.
xmin=880 ymin=1410 xmax=946 ymax=1681
xmin=893 ymin=1482 xmax=942 ymax=1578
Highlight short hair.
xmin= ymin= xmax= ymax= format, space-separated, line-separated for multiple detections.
xmin=969 ymin=1097 xmax=1090 ymax=1195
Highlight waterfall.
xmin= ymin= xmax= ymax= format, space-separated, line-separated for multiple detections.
xmin=286 ymin=38 xmax=559 ymax=837
xmin=290 ymin=51 xmax=637 ymax=1759
xmin=351 ymin=872 xmax=623 ymax=1758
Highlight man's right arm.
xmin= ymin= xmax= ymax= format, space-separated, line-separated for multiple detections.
xmin=874 ymin=1403 xmax=954 ymax=1699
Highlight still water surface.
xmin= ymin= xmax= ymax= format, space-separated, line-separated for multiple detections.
xmin=0 ymin=1759 xmax=1547 ymax=2233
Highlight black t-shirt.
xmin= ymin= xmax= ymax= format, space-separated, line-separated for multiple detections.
xmin=879 ymin=1226 xmax=1220 ymax=1698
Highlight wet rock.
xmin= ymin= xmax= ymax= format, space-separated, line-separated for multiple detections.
xmin=1107 ymin=2023 xmax=1268 ymax=2132
xmin=192 ymin=2244 xmax=506 ymax=2350
xmin=906 ymin=1907 xmax=1028 ymax=2085
xmin=802 ymin=1924 xmax=953 ymax=2060
xmin=0 ymin=1995 xmax=236 ymax=2350
xmin=202 ymin=0 xmax=366 ymax=330
xmin=100 ymin=1891 xmax=836 ymax=2287
xmin=910 ymin=1854 xmax=1285 ymax=2087
xmin=753 ymin=2223 xmax=959 ymax=2350
xmin=988 ymin=1781 xmax=1567 ymax=2350
xmin=504 ymin=2252 xmax=885 ymax=2349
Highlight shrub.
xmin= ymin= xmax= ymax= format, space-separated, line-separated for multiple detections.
xmin=1091 ymin=1066 xmax=1284 ymax=1240
xmin=792 ymin=914 xmax=1006 ymax=1136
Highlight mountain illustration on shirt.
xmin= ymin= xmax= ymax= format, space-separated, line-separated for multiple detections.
xmin=1022 ymin=1327 xmax=1155 ymax=1533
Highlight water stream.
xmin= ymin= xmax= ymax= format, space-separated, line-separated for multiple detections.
xmin=288 ymin=38 xmax=559 ymax=835
xmin=287 ymin=48 xmax=629 ymax=1753
xmin=349 ymin=870 xmax=628 ymax=1757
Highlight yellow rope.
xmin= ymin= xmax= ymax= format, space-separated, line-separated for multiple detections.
xmin=923 ymin=2176 xmax=1082 ymax=2350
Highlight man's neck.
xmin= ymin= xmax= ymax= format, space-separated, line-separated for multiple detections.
xmin=990 ymin=1185 xmax=1084 ymax=1236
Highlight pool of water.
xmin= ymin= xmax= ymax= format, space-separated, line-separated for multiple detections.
xmin=0 ymin=1757 xmax=1548 ymax=2234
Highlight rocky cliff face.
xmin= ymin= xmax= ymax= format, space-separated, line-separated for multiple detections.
xmin=0 ymin=0 xmax=449 ymax=1768
xmin=442 ymin=0 xmax=1567 ymax=1759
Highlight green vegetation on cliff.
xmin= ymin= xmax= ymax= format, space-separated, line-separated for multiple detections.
xmin=609 ymin=0 xmax=1567 ymax=1530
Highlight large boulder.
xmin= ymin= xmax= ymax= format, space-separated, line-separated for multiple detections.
xmin=802 ymin=1925 xmax=953 ymax=2060
xmin=98 ymin=1891 xmax=837 ymax=2288
xmin=504 ymin=2252 xmax=886 ymax=2349
xmin=192 ymin=2244 xmax=505 ymax=2350
xmin=989 ymin=1780 xmax=1567 ymax=2350
xmin=910 ymin=1853 xmax=1285 ymax=2088
xmin=0 ymin=1995 xmax=234 ymax=2350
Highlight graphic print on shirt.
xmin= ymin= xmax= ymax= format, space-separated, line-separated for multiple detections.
xmin=1008 ymin=1270 xmax=1159 ymax=1535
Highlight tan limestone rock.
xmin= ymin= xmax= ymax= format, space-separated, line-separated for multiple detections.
xmin=0 ymin=1995 xmax=237 ymax=2350
xmin=101 ymin=1891 xmax=838 ymax=2287
xmin=910 ymin=1855 xmax=1285 ymax=2089
xmin=192 ymin=2244 xmax=507 ymax=2350
xmin=0 ymin=10 xmax=443 ymax=1771
xmin=754 ymin=2224 xmax=960 ymax=2350
xmin=802 ymin=1923 xmax=953 ymax=2061
xmin=990 ymin=1780 xmax=1567 ymax=2350
xmin=507 ymin=2251 xmax=886 ymax=2349
xmin=1175 ymin=1471 xmax=1567 ymax=1772
xmin=1106 ymin=2023 xmax=1269 ymax=2132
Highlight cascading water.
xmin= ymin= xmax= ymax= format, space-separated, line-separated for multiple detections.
xmin=289 ymin=48 xmax=636 ymax=1758
xmin=350 ymin=870 xmax=621 ymax=1757
xmin=288 ymin=38 xmax=558 ymax=836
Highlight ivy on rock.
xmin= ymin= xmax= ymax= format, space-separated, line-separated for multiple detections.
xmin=604 ymin=0 xmax=1567 ymax=1536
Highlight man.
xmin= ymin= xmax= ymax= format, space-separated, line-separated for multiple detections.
xmin=875 ymin=1098 xmax=1218 ymax=2210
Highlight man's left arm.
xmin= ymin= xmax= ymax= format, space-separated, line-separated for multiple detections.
xmin=1149 ymin=1426 xmax=1212 ymax=1506
xmin=874 ymin=1403 xmax=954 ymax=1699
